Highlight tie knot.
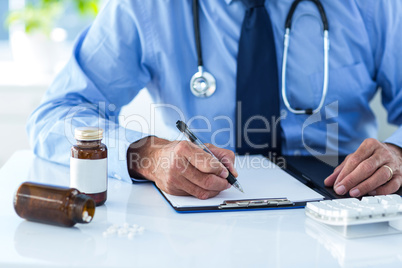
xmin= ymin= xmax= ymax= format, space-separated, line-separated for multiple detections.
xmin=241 ymin=0 xmax=265 ymax=9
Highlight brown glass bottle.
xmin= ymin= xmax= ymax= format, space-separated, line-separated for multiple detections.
xmin=14 ymin=182 xmax=95 ymax=227
xmin=70 ymin=127 xmax=108 ymax=206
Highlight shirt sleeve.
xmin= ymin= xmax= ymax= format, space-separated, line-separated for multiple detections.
xmin=364 ymin=0 xmax=402 ymax=147
xmin=26 ymin=0 xmax=154 ymax=183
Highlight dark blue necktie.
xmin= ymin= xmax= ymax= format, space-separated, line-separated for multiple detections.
xmin=236 ymin=0 xmax=281 ymax=155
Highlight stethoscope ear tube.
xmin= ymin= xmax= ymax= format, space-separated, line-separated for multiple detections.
xmin=281 ymin=0 xmax=329 ymax=115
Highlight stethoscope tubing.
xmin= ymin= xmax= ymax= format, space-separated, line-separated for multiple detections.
xmin=281 ymin=0 xmax=329 ymax=114
xmin=193 ymin=0 xmax=203 ymax=68
xmin=281 ymin=29 xmax=329 ymax=115
xmin=191 ymin=0 xmax=330 ymax=110
xmin=285 ymin=0 xmax=328 ymax=31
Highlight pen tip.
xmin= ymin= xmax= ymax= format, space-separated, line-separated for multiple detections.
xmin=234 ymin=182 xmax=244 ymax=193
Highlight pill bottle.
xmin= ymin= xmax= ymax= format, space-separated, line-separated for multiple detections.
xmin=14 ymin=182 xmax=95 ymax=227
xmin=70 ymin=127 xmax=108 ymax=206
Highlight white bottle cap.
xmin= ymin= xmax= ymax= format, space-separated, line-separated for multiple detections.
xmin=74 ymin=127 xmax=103 ymax=141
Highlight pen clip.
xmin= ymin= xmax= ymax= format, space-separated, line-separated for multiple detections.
xmin=219 ymin=198 xmax=294 ymax=209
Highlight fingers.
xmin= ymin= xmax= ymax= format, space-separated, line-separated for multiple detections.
xmin=333 ymin=139 xmax=378 ymax=188
xmin=161 ymin=174 xmax=221 ymax=200
xmin=174 ymin=141 xmax=231 ymax=191
xmin=174 ymin=141 xmax=229 ymax=179
xmin=206 ymin=143 xmax=238 ymax=177
xmin=345 ymin=164 xmax=392 ymax=196
xmin=156 ymin=141 xmax=232 ymax=199
xmin=157 ymin=165 xmax=227 ymax=200
xmin=325 ymin=138 xmax=402 ymax=197
xmin=367 ymin=175 xmax=401 ymax=196
xmin=335 ymin=154 xmax=386 ymax=195
xmin=181 ymin=164 xmax=231 ymax=192
xmin=324 ymin=159 xmax=346 ymax=186
xmin=150 ymin=140 xmax=238 ymax=199
xmin=178 ymin=151 xmax=231 ymax=192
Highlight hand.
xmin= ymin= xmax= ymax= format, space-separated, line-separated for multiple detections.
xmin=127 ymin=136 xmax=238 ymax=199
xmin=324 ymin=138 xmax=402 ymax=197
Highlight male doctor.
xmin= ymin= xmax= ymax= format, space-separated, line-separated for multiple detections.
xmin=27 ymin=0 xmax=402 ymax=199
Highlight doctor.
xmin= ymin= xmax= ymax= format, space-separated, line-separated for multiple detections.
xmin=27 ymin=0 xmax=402 ymax=199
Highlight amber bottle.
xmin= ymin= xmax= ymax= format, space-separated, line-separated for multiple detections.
xmin=14 ymin=182 xmax=95 ymax=227
xmin=70 ymin=127 xmax=108 ymax=206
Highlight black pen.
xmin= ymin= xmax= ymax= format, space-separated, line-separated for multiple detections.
xmin=176 ymin=120 xmax=244 ymax=193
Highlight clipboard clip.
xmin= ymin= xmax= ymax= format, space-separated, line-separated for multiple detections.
xmin=219 ymin=198 xmax=294 ymax=209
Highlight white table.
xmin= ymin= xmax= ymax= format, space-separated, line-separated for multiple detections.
xmin=1 ymin=151 xmax=402 ymax=268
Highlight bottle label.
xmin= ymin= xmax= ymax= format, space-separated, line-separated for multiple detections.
xmin=70 ymin=158 xmax=107 ymax=194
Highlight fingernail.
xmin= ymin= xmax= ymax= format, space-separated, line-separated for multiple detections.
xmin=335 ymin=185 xmax=346 ymax=195
xmin=368 ymin=190 xmax=376 ymax=196
xmin=226 ymin=183 xmax=231 ymax=190
xmin=220 ymin=169 xmax=229 ymax=178
xmin=200 ymin=192 xmax=209 ymax=200
xmin=324 ymin=174 xmax=335 ymax=185
xmin=350 ymin=188 xmax=360 ymax=197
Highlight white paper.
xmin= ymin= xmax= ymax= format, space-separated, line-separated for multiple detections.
xmin=163 ymin=155 xmax=324 ymax=208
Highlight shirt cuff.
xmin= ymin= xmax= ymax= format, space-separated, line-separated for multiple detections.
xmin=384 ymin=126 xmax=402 ymax=149
xmin=104 ymin=126 xmax=147 ymax=183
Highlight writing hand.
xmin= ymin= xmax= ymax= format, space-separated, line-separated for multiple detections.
xmin=127 ymin=136 xmax=237 ymax=199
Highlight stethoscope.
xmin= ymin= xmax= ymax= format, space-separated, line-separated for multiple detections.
xmin=282 ymin=0 xmax=329 ymax=114
xmin=190 ymin=0 xmax=216 ymax=98
xmin=190 ymin=0 xmax=329 ymax=115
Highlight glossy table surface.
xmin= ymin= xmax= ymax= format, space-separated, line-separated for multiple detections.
xmin=1 ymin=151 xmax=402 ymax=268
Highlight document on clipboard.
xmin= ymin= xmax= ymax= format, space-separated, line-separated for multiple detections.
xmin=157 ymin=155 xmax=325 ymax=212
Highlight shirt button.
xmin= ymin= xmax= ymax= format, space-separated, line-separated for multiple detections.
xmin=294 ymin=150 xmax=301 ymax=156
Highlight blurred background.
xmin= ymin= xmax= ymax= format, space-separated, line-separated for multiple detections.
xmin=0 ymin=0 xmax=106 ymax=167
xmin=0 ymin=0 xmax=397 ymax=168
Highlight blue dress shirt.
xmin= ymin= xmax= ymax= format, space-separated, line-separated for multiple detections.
xmin=27 ymin=0 xmax=402 ymax=183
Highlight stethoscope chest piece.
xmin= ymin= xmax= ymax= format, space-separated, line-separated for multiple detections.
xmin=190 ymin=67 xmax=216 ymax=98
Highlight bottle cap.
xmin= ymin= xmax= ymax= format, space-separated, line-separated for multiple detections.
xmin=72 ymin=194 xmax=96 ymax=224
xmin=74 ymin=127 xmax=103 ymax=141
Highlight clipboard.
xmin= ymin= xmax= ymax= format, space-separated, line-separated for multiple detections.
xmin=156 ymin=188 xmax=306 ymax=212
xmin=156 ymin=155 xmax=338 ymax=213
